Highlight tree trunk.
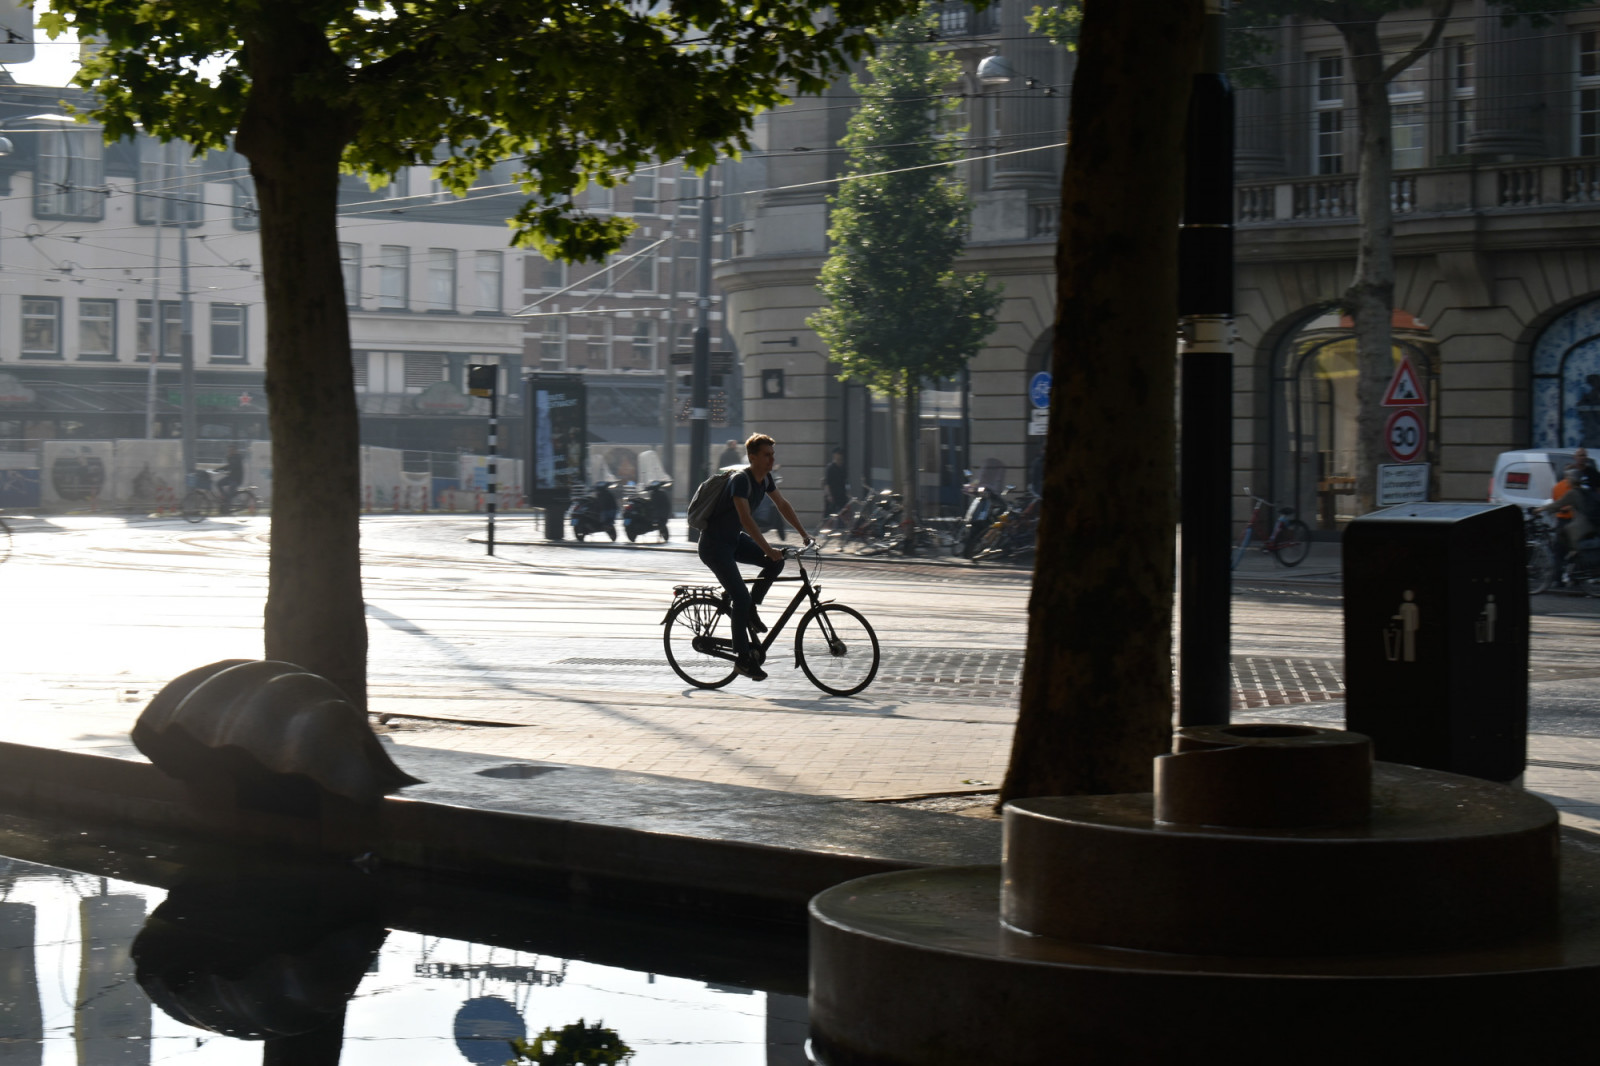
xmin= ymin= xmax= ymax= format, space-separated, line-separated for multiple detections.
xmin=1000 ymin=0 xmax=1202 ymax=802
xmin=1342 ymin=19 xmax=1396 ymax=517
xmin=236 ymin=20 xmax=367 ymax=709
xmin=901 ymin=373 xmax=920 ymax=527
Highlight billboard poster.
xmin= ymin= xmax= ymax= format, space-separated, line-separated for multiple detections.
xmin=525 ymin=374 xmax=586 ymax=505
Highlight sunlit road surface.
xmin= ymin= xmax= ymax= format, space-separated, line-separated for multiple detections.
xmin=2 ymin=514 xmax=1597 ymax=806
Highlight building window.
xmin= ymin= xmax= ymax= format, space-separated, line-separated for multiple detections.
xmin=136 ymin=138 xmax=203 ymax=225
xmin=1312 ymin=54 xmax=1344 ymax=175
xmin=1579 ymin=31 xmax=1600 ymax=156
xmin=378 ymin=245 xmax=409 ymax=309
xmin=541 ymin=256 xmax=565 ymax=289
xmin=352 ymin=350 xmax=370 ymax=390
xmin=677 ymin=173 xmax=700 ymax=214
xmin=1448 ymin=39 xmax=1475 ymax=153
xmin=35 ymin=128 xmax=105 ymax=221
xmin=232 ymin=179 xmax=259 ymax=231
xmin=1388 ymin=52 xmax=1426 ymax=170
xmin=20 ymin=297 xmax=61 ymax=359
xmin=402 ymin=352 xmax=445 ymax=390
xmin=77 ymin=299 xmax=116 ymax=361
xmin=136 ymin=300 xmax=182 ymax=362
xmin=425 ymin=248 xmax=456 ymax=312
xmin=630 ymin=242 xmax=657 ymax=292
xmin=540 ymin=319 xmax=566 ymax=369
xmin=631 ymin=320 xmax=656 ymax=369
xmin=576 ymin=317 xmax=609 ymax=369
xmin=210 ymin=304 xmax=247 ymax=363
xmin=339 ymin=243 xmax=362 ymax=308
xmin=632 ymin=172 xmax=657 ymax=214
xmin=673 ymin=242 xmax=698 ymax=294
xmin=474 ymin=251 xmax=502 ymax=313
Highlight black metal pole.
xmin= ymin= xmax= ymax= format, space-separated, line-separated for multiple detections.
xmin=487 ymin=386 xmax=498 ymax=556
xmin=688 ymin=166 xmax=715 ymax=542
xmin=1177 ymin=0 xmax=1234 ymax=727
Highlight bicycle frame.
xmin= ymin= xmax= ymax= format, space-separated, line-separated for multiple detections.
xmin=705 ymin=555 xmax=829 ymax=665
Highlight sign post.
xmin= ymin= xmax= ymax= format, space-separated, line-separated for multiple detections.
xmin=467 ymin=364 xmax=498 ymax=556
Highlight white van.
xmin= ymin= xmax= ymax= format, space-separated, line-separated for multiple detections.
xmin=1488 ymin=450 xmax=1578 ymax=508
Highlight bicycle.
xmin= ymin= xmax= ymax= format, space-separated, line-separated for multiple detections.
xmin=182 ymin=482 xmax=258 ymax=523
xmin=1525 ymin=509 xmax=1558 ymax=595
xmin=971 ymin=489 xmax=1040 ymax=565
xmin=0 ymin=515 xmax=10 ymax=565
xmin=1231 ymin=490 xmax=1311 ymax=569
xmin=661 ymin=544 xmax=881 ymax=696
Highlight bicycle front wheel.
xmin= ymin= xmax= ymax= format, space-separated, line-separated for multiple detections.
xmin=1270 ymin=519 xmax=1312 ymax=567
xmin=796 ymin=604 xmax=880 ymax=696
xmin=181 ymin=490 xmax=208 ymax=523
xmin=228 ymin=490 xmax=256 ymax=516
xmin=663 ymin=596 xmax=739 ymax=689
xmin=1527 ymin=540 xmax=1555 ymax=595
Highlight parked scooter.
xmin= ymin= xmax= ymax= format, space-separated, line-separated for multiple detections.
xmin=959 ymin=477 xmax=1010 ymax=559
xmin=568 ymin=481 xmax=620 ymax=541
xmin=623 ymin=479 xmax=673 ymax=542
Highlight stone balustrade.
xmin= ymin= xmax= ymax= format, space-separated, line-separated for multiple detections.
xmin=1236 ymin=158 xmax=1600 ymax=224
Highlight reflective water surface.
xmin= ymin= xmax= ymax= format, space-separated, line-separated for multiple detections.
xmin=0 ymin=853 xmax=811 ymax=1064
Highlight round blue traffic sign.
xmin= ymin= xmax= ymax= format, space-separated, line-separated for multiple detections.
xmin=1029 ymin=372 xmax=1052 ymax=410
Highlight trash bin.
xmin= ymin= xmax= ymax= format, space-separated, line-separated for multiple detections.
xmin=1343 ymin=502 xmax=1528 ymax=783
xmin=544 ymin=501 xmax=565 ymax=541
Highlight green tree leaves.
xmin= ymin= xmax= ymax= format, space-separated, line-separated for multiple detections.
xmin=808 ymin=6 xmax=1002 ymax=397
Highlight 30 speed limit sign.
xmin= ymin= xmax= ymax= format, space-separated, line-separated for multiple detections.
xmin=1384 ymin=408 xmax=1426 ymax=463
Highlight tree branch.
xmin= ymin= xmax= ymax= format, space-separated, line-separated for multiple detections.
xmin=1380 ymin=0 xmax=1454 ymax=84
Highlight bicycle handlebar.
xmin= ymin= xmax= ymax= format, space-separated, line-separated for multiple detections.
xmin=781 ymin=543 xmax=821 ymax=559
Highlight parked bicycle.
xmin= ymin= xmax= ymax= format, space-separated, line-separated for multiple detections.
xmin=1231 ymin=490 xmax=1310 ymax=569
xmin=661 ymin=544 xmax=880 ymax=696
xmin=971 ymin=489 xmax=1040 ymax=565
xmin=182 ymin=471 xmax=258 ymax=523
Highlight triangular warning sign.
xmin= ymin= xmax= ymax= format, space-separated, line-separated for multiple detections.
xmin=1382 ymin=356 xmax=1427 ymax=407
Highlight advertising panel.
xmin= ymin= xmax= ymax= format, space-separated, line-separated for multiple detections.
xmin=525 ymin=375 xmax=587 ymax=507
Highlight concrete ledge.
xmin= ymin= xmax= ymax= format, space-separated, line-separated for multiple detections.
xmin=0 ymin=736 xmax=1000 ymax=924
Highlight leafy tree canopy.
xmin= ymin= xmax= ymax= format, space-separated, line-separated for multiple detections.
xmin=809 ymin=6 xmax=1002 ymax=395
xmin=42 ymin=0 xmax=921 ymax=263
xmin=511 ymin=1018 xmax=633 ymax=1064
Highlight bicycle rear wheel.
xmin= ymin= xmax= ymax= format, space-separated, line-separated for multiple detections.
xmin=181 ymin=490 xmax=208 ymax=523
xmin=796 ymin=604 xmax=880 ymax=696
xmin=663 ymin=596 xmax=739 ymax=689
xmin=1270 ymin=519 xmax=1312 ymax=567
xmin=1527 ymin=540 xmax=1555 ymax=595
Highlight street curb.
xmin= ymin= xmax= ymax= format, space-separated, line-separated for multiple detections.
xmin=0 ymin=734 xmax=999 ymax=925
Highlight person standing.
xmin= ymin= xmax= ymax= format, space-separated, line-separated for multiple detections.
xmin=717 ymin=439 xmax=743 ymax=469
xmin=823 ymin=447 xmax=849 ymax=519
xmin=697 ymin=433 xmax=811 ymax=680
xmin=216 ymin=445 xmax=245 ymax=513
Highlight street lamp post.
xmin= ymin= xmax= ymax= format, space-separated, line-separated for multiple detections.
xmin=1177 ymin=0 xmax=1235 ymax=727
xmin=688 ymin=165 xmax=715 ymax=541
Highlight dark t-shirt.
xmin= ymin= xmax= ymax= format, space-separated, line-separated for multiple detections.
xmin=705 ymin=469 xmax=775 ymax=541
xmin=823 ymin=462 xmax=848 ymax=506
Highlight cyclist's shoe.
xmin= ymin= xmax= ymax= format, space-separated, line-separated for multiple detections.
xmin=749 ymin=609 xmax=768 ymax=634
xmin=735 ymin=655 xmax=768 ymax=682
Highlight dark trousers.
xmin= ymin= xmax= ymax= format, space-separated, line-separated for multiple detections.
xmin=698 ymin=532 xmax=784 ymax=657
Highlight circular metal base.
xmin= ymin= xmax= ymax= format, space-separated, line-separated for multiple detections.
xmin=810 ymin=832 xmax=1600 ymax=1065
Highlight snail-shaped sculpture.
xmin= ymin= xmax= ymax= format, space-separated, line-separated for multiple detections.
xmin=133 ymin=659 xmax=421 ymax=808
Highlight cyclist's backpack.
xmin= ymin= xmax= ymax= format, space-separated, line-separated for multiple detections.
xmin=1574 ymin=482 xmax=1600 ymax=522
xmin=686 ymin=467 xmax=742 ymax=531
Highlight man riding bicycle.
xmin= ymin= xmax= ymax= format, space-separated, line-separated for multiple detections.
xmin=698 ymin=433 xmax=811 ymax=681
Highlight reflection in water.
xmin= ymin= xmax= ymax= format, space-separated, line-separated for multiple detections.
xmin=132 ymin=872 xmax=386 ymax=1066
xmin=0 ymin=849 xmax=785 ymax=1063
xmin=78 ymin=889 xmax=150 ymax=1065
xmin=0 ymin=898 xmax=42 ymax=1066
